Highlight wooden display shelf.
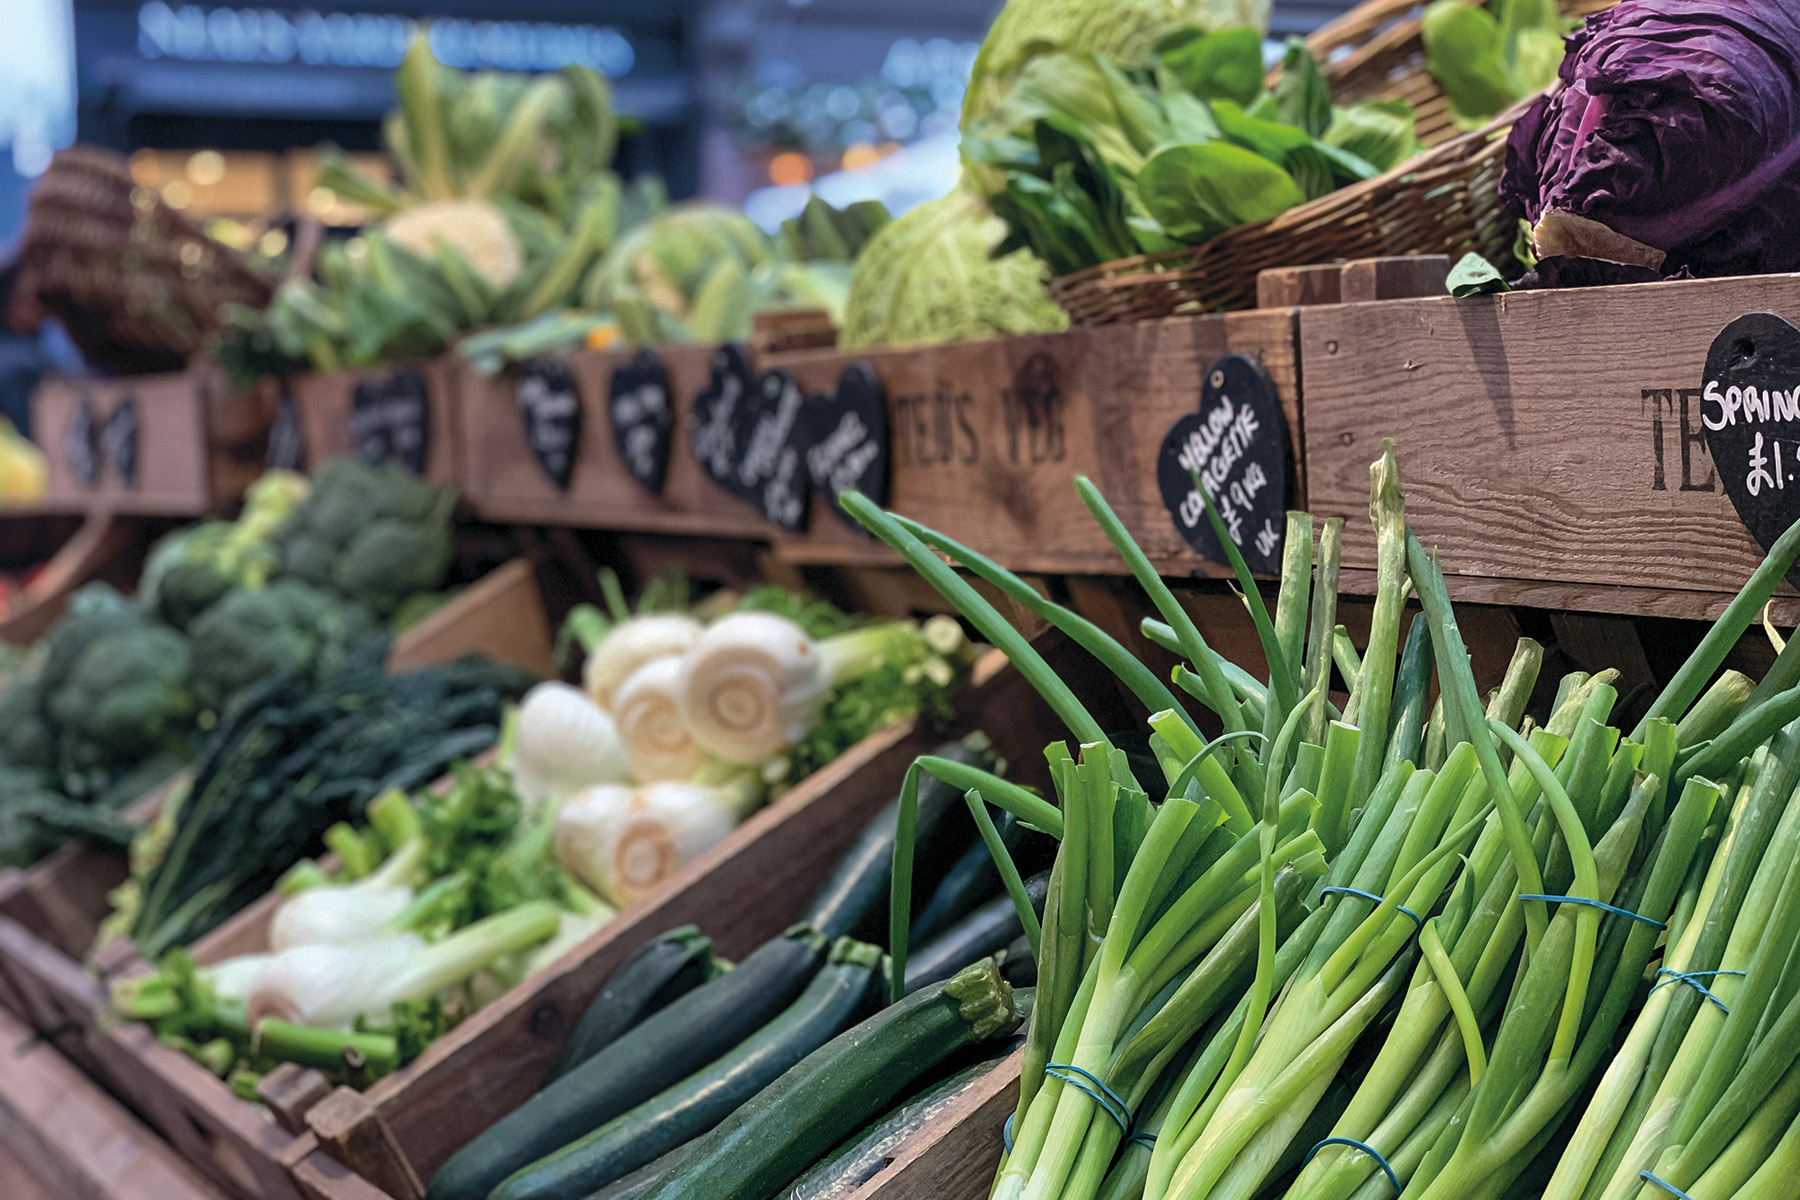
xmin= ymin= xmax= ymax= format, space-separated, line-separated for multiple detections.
xmin=32 ymin=368 xmax=278 ymax=515
xmin=0 ymin=1002 xmax=228 ymax=1200
xmin=289 ymin=360 xmax=462 ymax=486
xmin=275 ymin=641 xmax=1097 ymax=1200
xmin=1300 ymin=272 xmax=1800 ymax=623
xmin=455 ymin=345 xmax=778 ymax=538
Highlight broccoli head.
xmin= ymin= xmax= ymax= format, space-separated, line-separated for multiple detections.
xmin=283 ymin=458 xmax=447 ymax=552
xmin=48 ymin=624 xmax=194 ymax=770
xmin=331 ymin=518 xmax=454 ymax=618
xmin=0 ymin=674 xmax=52 ymax=770
xmin=187 ymin=580 xmax=375 ymax=715
xmin=39 ymin=584 xmax=148 ymax=706
xmin=155 ymin=560 xmax=237 ymax=631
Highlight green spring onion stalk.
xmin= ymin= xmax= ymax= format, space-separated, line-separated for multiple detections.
xmin=1304 ymin=519 xmax=1345 ymax=745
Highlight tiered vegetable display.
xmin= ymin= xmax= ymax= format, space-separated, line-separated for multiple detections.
xmin=798 ymin=445 xmax=1800 ymax=1200
xmin=518 ymin=577 xmax=977 ymax=907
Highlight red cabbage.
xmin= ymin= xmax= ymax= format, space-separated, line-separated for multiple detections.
xmin=1500 ymin=0 xmax=1800 ymax=278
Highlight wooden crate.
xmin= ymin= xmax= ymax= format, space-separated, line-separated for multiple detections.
xmin=453 ymin=346 xmax=778 ymax=538
xmin=1300 ymin=272 xmax=1800 ymax=622
xmin=0 ymin=1002 xmax=228 ymax=1200
xmin=32 ymin=368 xmax=277 ymax=514
xmin=765 ymin=311 xmax=1303 ymax=575
xmin=289 ymin=361 xmax=462 ymax=487
xmin=278 ymin=644 xmax=1089 ymax=1199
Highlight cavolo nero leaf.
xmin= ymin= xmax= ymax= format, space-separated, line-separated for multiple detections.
xmin=1155 ymin=27 xmax=1265 ymax=107
xmin=1274 ymin=36 xmax=1332 ymax=138
xmin=1139 ymin=142 xmax=1305 ymax=242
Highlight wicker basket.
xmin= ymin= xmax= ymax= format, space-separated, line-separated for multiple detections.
xmin=19 ymin=145 xmax=274 ymax=376
xmin=1046 ymin=0 xmax=1617 ymax=326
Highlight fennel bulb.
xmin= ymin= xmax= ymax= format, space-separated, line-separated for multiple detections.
xmin=582 ymin=613 xmax=704 ymax=710
xmin=205 ymin=953 xmax=274 ymax=1004
xmin=613 ymin=655 xmax=705 ymax=781
xmin=676 ymin=611 xmax=925 ymax=764
xmin=245 ymin=902 xmax=560 ymax=1030
xmin=268 ymin=835 xmax=427 ymax=950
xmin=512 ymin=682 xmax=630 ymax=808
xmin=554 ymin=776 xmax=761 ymax=906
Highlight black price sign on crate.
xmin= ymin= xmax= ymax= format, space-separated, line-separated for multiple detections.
xmin=350 ymin=370 xmax=431 ymax=474
xmin=1703 ymin=312 xmax=1800 ymax=584
xmin=609 ymin=349 xmax=673 ymax=494
xmin=1157 ymin=353 xmax=1290 ymax=574
xmin=515 ymin=358 xmax=583 ymax=490
xmin=64 ymin=393 xmax=99 ymax=489
xmin=103 ymin=397 xmax=139 ymax=489
xmin=267 ymin=386 xmax=306 ymax=471
xmin=691 ymin=344 xmax=757 ymax=499
xmin=738 ymin=368 xmax=811 ymax=531
xmin=801 ymin=362 xmax=889 ymax=531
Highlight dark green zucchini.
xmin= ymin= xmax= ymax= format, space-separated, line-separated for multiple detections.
xmin=907 ymin=813 xmax=1016 ymax=946
xmin=493 ymin=941 xmax=883 ymax=1200
xmin=904 ymin=873 xmax=1048 ymax=995
xmin=544 ymin=926 xmax=717 ymax=1084
xmin=641 ymin=957 xmax=1023 ymax=1200
xmin=581 ymin=1141 xmax=698 ymax=1200
xmin=785 ymin=1057 xmax=999 ymax=1200
xmin=804 ymin=739 xmax=989 ymax=940
xmin=1000 ymin=933 xmax=1037 ymax=988
xmin=426 ymin=926 xmax=828 ymax=1200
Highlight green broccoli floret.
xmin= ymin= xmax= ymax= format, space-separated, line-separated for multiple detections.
xmin=49 ymin=625 xmax=194 ymax=771
xmin=0 ymin=672 xmax=53 ymax=770
xmin=283 ymin=459 xmax=444 ymax=552
xmin=187 ymin=581 xmax=375 ymax=715
xmin=155 ymin=560 xmax=237 ymax=631
xmin=332 ymin=518 xmax=453 ymax=617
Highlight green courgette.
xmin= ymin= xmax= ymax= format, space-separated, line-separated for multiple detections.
xmin=426 ymin=925 xmax=828 ymax=1200
xmin=494 ymin=940 xmax=882 ymax=1200
xmin=543 ymin=926 xmax=717 ymax=1083
xmin=804 ymin=739 xmax=989 ymax=940
xmin=642 ymin=957 xmax=1023 ymax=1200
xmin=904 ymin=872 xmax=1048 ymax=994
xmin=786 ymin=1054 xmax=1005 ymax=1200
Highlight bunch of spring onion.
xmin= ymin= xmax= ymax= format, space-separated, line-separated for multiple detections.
xmin=834 ymin=437 xmax=1800 ymax=1200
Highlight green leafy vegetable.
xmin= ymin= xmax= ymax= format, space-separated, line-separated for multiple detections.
xmin=1138 ymin=142 xmax=1306 ymax=242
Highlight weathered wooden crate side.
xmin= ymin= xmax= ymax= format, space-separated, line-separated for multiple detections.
xmin=454 ymin=346 xmax=776 ymax=538
xmin=289 ymin=360 xmax=462 ymax=487
xmin=769 ymin=311 xmax=1302 ymax=576
xmin=1300 ymin=273 xmax=1800 ymax=619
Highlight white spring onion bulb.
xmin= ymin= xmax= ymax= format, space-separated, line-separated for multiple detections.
xmin=583 ymin=614 xmax=705 ymax=711
xmin=554 ymin=776 xmax=761 ymax=907
xmin=245 ymin=902 xmax=560 ymax=1030
xmin=614 ymin=656 xmax=705 ymax=781
xmin=512 ymin=682 xmax=631 ymax=808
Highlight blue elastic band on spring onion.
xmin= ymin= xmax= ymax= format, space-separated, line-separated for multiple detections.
xmin=1517 ymin=894 xmax=1665 ymax=928
xmin=1319 ymin=886 xmax=1423 ymax=930
xmin=1303 ymin=1138 xmax=1401 ymax=1193
xmin=1651 ymin=968 xmax=1744 ymax=1012
xmin=1130 ymin=1133 xmax=1158 ymax=1150
xmin=1044 ymin=1063 xmax=1133 ymax=1132
xmin=1640 ymin=1170 xmax=1697 ymax=1199
xmin=1002 ymin=1113 xmax=1015 ymax=1152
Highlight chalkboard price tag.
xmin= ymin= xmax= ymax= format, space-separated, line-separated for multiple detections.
xmin=802 ymin=362 xmax=889 ymax=531
xmin=515 ymin=358 xmax=583 ymax=490
xmin=1702 ymin=312 xmax=1800 ymax=585
xmin=690 ymin=344 xmax=758 ymax=501
xmin=64 ymin=393 xmax=98 ymax=489
xmin=1156 ymin=353 xmax=1291 ymax=574
xmin=350 ymin=370 xmax=431 ymax=474
xmin=609 ymin=349 xmax=673 ymax=494
xmin=102 ymin=397 xmax=139 ymax=489
xmin=738 ymin=368 xmax=811 ymax=530
xmin=267 ymin=386 xmax=306 ymax=471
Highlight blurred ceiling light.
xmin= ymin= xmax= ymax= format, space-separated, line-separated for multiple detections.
xmin=130 ymin=149 xmax=162 ymax=187
xmin=840 ymin=142 xmax=881 ymax=172
xmin=186 ymin=150 xmax=227 ymax=187
xmin=161 ymin=179 xmax=193 ymax=209
xmin=768 ymin=152 xmax=813 ymax=186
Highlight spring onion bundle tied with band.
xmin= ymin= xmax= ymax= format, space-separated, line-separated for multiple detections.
xmin=841 ymin=436 xmax=1800 ymax=1200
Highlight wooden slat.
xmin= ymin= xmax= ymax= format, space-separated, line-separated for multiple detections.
xmin=1301 ymin=273 xmax=1800 ymax=613
xmin=289 ymin=359 xmax=463 ymax=487
xmin=34 ymin=372 xmax=214 ymax=514
xmin=771 ymin=310 xmax=1304 ymax=574
xmin=386 ymin=558 xmax=557 ymax=679
xmin=0 ymin=1005 xmax=227 ymax=1200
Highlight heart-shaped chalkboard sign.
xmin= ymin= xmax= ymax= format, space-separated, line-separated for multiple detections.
xmin=802 ymin=362 xmax=889 ymax=531
xmin=350 ymin=369 xmax=431 ymax=474
xmin=690 ymin=344 xmax=759 ymax=501
xmin=64 ymin=393 xmax=98 ymax=489
xmin=267 ymin=387 xmax=306 ymax=471
xmin=515 ymin=358 xmax=583 ymax=490
xmin=609 ymin=349 xmax=673 ymax=494
xmin=736 ymin=368 xmax=811 ymax=530
xmin=103 ymin=397 xmax=139 ymax=489
xmin=1156 ymin=353 xmax=1291 ymax=574
xmin=1703 ymin=312 xmax=1800 ymax=585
